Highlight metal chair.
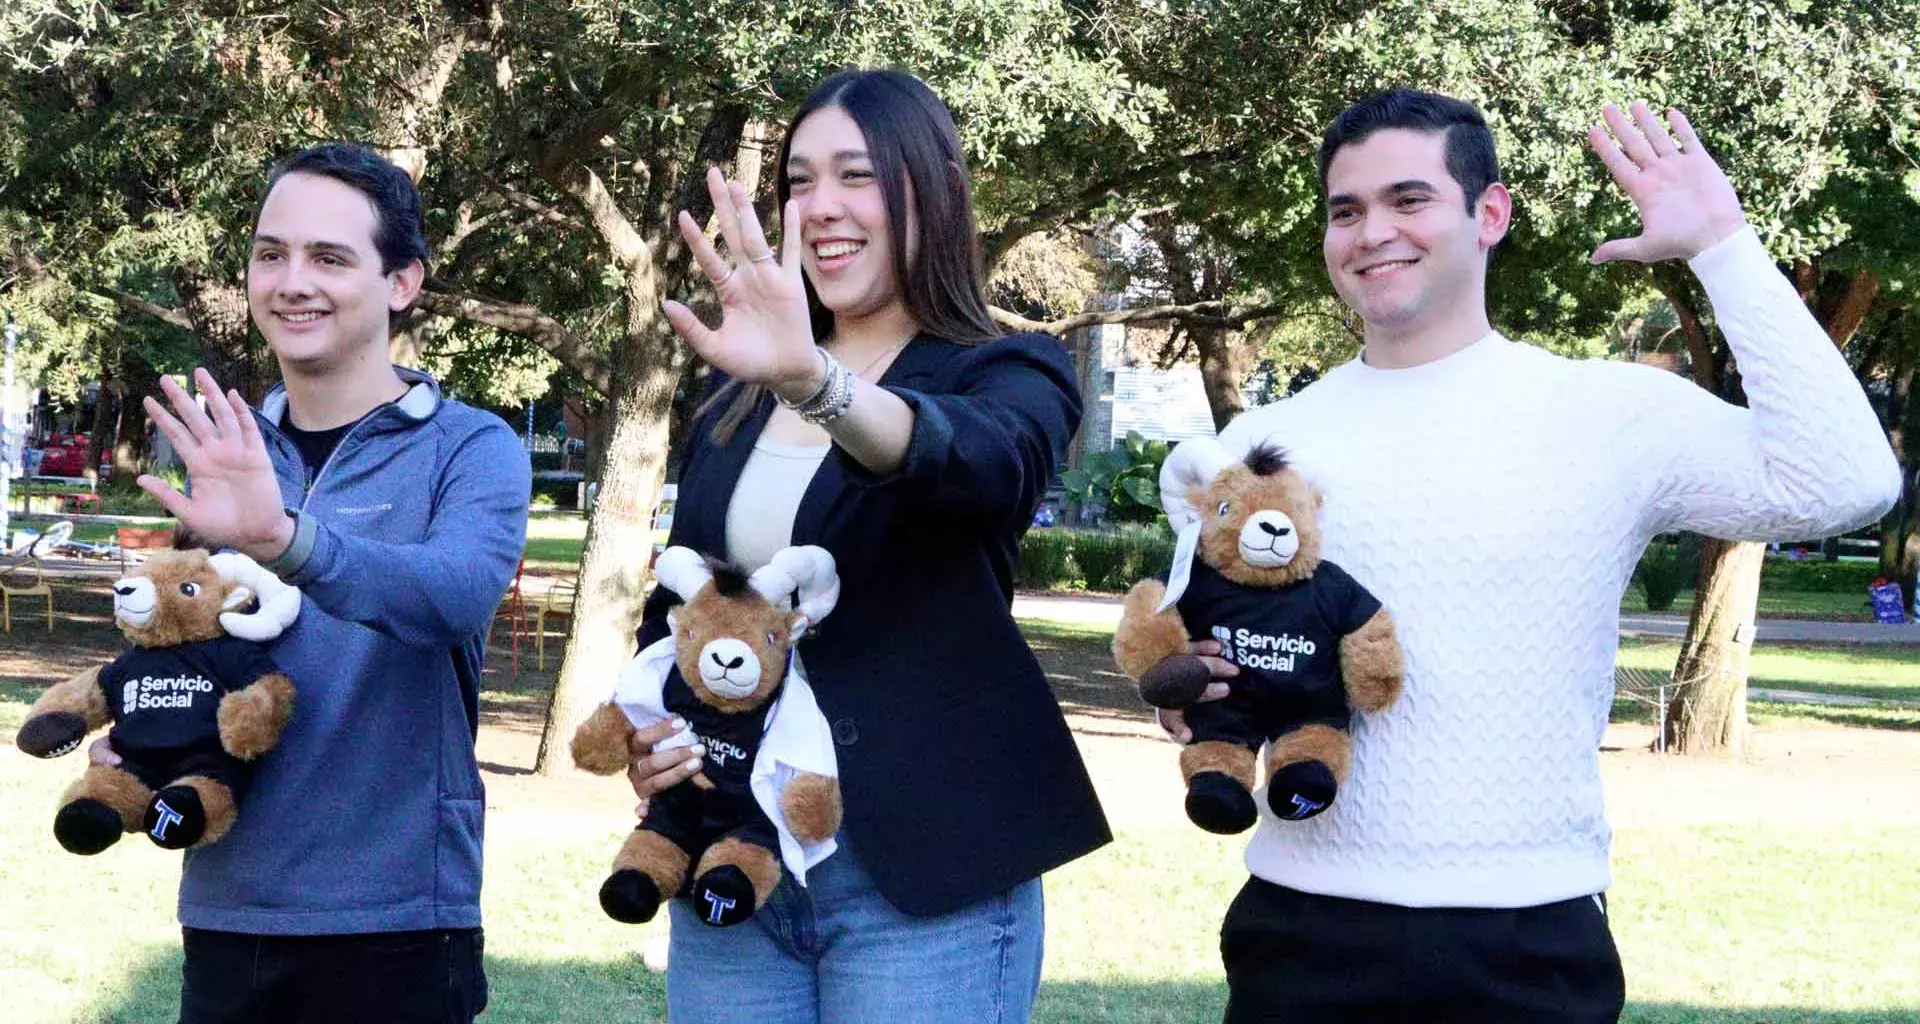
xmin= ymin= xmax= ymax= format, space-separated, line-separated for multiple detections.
xmin=490 ymin=560 xmax=531 ymax=676
xmin=535 ymin=575 xmax=578 ymax=671
xmin=0 ymin=557 xmax=54 ymax=633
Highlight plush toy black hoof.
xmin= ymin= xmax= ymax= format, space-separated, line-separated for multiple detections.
xmin=54 ymin=799 xmax=124 ymax=855
xmin=1139 ymin=655 xmax=1214 ymax=709
xmin=16 ymin=712 xmax=89 ymax=759
xmin=144 ymin=787 xmax=207 ymax=849
xmin=690 ymin=865 xmax=757 ymax=927
xmin=1185 ymin=771 xmax=1257 ymax=834
xmin=599 ymin=869 xmax=663 ymax=924
xmin=1268 ymin=761 xmax=1338 ymax=821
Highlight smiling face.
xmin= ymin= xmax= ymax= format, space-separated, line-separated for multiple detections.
xmin=1322 ymin=128 xmax=1509 ymax=345
xmin=784 ymin=105 xmax=915 ymax=326
xmin=247 ymin=171 xmax=423 ymax=373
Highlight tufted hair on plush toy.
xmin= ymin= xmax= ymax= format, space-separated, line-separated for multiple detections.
xmin=13 ymin=549 xmax=298 ymax=855
xmin=571 ymin=545 xmax=843 ymax=929
xmin=1112 ymin=437 xmax=1404 ymax=834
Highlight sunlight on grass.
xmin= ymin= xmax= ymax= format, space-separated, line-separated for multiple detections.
xmin=1617 ymin=639 xmax=1920 ymax=703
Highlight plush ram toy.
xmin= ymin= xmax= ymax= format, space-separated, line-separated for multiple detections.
xmin=571 ymin=545 xmax=842 ymax=928
xmin=1113 ymin=439 xmax=1405 ymax=834
xmin=14 ymin=548 xmax=299 ymax=854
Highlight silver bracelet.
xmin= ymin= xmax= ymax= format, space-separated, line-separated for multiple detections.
xmin=778 ymin=348 xmax=856 ymax=425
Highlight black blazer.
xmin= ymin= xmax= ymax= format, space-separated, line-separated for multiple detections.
xmin=638 ymin=331 xmax=1112 ymax=916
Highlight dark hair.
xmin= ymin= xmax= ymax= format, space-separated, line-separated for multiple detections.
xmin=708 ymin=69 xmax=1002 ymax=442
xmin=258 ymin=143 xmax=430 ymax=276
xmin=1317 ymin=88 xmax=1502 ymax=212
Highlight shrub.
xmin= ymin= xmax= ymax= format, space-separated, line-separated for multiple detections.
xmin=1017 ymin=528 xmax=1074 ymax=590
xmin=1634 ymin=534 xmax=1699 ymax=612
xmin=1071 ymin=531 xmax=1131 ymax=592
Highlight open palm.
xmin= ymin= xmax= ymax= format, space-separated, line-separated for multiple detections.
xmin=1588 ymin=101 xmax=1748 ymax=265
xmin=661 ymin=167 xmax=819 ymax=390
xmin=138 ymin=368 xmax=291 ymax=560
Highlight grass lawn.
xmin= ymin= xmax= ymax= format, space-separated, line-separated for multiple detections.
xmin=1617 ymin=638 xmax=1920 ymax=705
xmin=5 ymin=596 xmax=1918 ymax=1021
xmin=1623 ymin=586 xmax=1877 ymax=622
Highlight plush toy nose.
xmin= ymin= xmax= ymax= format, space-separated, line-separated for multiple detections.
xmin=114 ymin=584 xmax=137 ymax=596
xmin=696 ymin=637 xmax=763 ymax=699
xmin=1238 ymin=510 xmax=1301 ymax=569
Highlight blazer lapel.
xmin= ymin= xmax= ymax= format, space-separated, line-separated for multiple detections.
xmin=791 ymin=336 xmax=944 ymax=547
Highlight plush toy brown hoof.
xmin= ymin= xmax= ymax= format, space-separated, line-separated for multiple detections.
xmin=16 ymin=712 xmax=90 ymax=759
xmin=599 ymin=869 xmax=664 ymax=924
xmin=690 ymin=865 xmax=757 ymax=927
xmin=55 ymin=799 xmax=125 ymax=855
xmin=1139 ymin=654 xmax=1215 ymax=709
xmin=144 ymin=787 xmax=206 ymax=849
xmin=1268 ymin=761 xmax=1337 ymax=821
xmin=1185 ymin=772 xmax=1257 ymax=834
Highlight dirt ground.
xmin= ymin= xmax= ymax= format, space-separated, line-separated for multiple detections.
xmin=9 ymin=575 xmax=1920 ymax=830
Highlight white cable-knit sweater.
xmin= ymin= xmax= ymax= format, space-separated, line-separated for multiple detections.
xmin=1215 ymin=227 xmax=1902 ymax=909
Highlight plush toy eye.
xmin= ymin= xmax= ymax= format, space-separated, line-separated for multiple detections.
xmin=1217 ymin=500 xmax=1230 ymax=516
xmin=767 ymin=632 xmax=778 ymax=646
xmin=179 ymin=582 xmax=201 ymax=598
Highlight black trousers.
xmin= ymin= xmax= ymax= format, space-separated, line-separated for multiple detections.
xmin=1221 ymin=877 xmax=1624 ymax=1023
xmin=178 ymin=927 xmax=487 ymax=1024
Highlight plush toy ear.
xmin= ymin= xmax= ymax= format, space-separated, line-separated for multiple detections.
xmin=221 ymin=585 xmax=255 ymax=612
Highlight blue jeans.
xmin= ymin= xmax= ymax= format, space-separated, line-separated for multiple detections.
xmin=665 ymin=837 xmax=1045 ymax=1023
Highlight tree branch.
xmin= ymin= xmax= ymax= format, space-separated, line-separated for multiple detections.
xmin=989 ymin=299 xmax=1289 ymax=336
xmin=104 ymin=288 xmax=193 ymax=331
xmin=415 ymin=288 xmax=611 ymax=395
xmin=982 ymin=144 xmax=1250 ymax=266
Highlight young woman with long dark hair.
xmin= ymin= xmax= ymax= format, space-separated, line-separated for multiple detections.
xmin=622 ymin=69 xmax=1112 ymax=1021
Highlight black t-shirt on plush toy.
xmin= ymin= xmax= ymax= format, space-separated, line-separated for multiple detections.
xmin=1176 ymin=560 xmax=1382 ymax=748
xmin=97 ymin=636 xmax=280 ymax=791
xmin=652 ymin=663 xmax=781 ymax=855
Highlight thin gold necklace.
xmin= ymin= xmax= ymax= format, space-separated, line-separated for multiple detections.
xmin=834 ymin=336 xmax=912 ymax=381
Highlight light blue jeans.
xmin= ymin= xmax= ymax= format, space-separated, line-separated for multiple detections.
xmin=665 ymin=836 xmax=1045 ymax=1023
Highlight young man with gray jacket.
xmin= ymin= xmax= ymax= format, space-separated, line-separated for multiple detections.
xmin=119 ymin=144 xmax=531 ymax=1022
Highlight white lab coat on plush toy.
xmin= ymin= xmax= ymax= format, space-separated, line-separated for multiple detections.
xmin=611 ymin=636 xmax=839 ymax=884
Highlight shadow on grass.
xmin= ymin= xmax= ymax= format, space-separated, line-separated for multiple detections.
xmin=71 ymin=944 xmax=670 ymax=1023
xmin=62 ymin=946 xmax=1920 ymax=1024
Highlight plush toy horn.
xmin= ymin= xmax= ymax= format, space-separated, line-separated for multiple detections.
xmin=652 ymin=546 xmax=716 ymax=603
xmin=207 ymin=551 xmax=302 ymax=642
xmin=1158 ymin=437 xmax=1237 ymax=531
xmin=749 ymin=546 xmax=840 ymax=633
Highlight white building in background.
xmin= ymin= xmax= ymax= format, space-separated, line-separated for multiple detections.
xmin=1070 ymin=317 xmax=1243 ymax=458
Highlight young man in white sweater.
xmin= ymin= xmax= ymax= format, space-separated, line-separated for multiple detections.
xmin=1171 ymin=88 xmax=1902 ymax=1020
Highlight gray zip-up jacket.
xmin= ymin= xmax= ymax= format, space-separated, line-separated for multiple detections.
xmin=177 ymin=367 xmax=530 ymax=934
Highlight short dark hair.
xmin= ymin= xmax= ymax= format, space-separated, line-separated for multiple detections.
xmin=258 ymin=143 xmax=429 ymax=275
xmin=1317 ymin=88 xmax=1502 ymax=212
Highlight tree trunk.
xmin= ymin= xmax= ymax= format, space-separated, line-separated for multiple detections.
xmin=1193 ymin=325 xmax=1250 ymax=431
xmin=112 ymin=348 xmax=162 ymax=478
xmin=532 ymin=316 xmax=681 ymax=776
xmin=1652 ymin=268 xmax=1762 ymax=757
xmin=85 ymin=382 xmax=116 ymax=483
xmin=174 ymin=268 xmax=278 ymax=403
xmin=1662 ymin=538 xmax=1763 ymax=756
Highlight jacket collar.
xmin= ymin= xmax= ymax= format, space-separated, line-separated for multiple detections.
xmin=259 ymin=365 xmax=443 ymax=432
